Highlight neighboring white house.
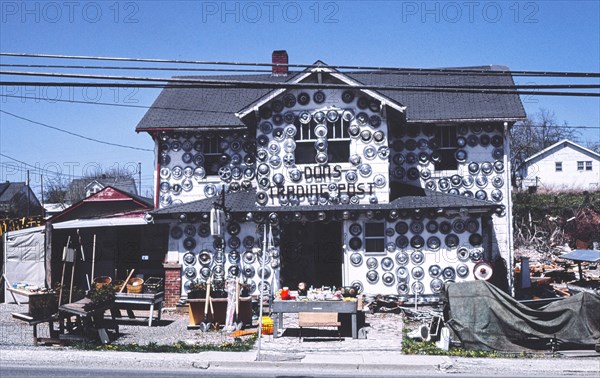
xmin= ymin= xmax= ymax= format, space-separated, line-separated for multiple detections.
xmin=520 ymin=139 xmax=600 ymax=191
xmin=43 ymin=203 xmax=69 ymax=219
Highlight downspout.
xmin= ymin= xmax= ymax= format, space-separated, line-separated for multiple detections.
xmin=152 ymin=132 xmax=160 ymax=209
xmin=504 ymin=122 xmax=515 ymax=296
xmin=44 ymin=221 xmax=53 ymax=289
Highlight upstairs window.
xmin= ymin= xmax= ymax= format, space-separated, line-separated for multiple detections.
xmin=203 ymin=136 xmax=225 ymax=176
xmin=555 ymin=162 xmax=562 ymax=172
xmin=434 ymin=125 xmax=458 ymax=171
xmin=577 ymin=161 xmax=584 ymax=171
xmin=586 ymin=161 xmax=593 ymax=171
xmin=294 ymin=112 xmax=350 ymax=165
xmin=364 ymin=222 xmax=385 ymax=254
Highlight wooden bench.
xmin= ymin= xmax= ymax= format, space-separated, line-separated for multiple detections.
xmin=298 ymin=312 xmax=341 ymax=340
xmin=12 ymin=312 xmax=60 ymax=346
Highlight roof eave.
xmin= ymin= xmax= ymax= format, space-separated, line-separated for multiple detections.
xmin=407 ymin=117 xmax=524 ymax=124
xmin=136 ymin=125 xmax=248 ymax=133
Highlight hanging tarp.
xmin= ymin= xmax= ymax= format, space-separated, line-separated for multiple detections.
xmin=444 ymin=281 xmax=600 ymax=351
xmin=3 ymin=226 xmax=47 ymax=303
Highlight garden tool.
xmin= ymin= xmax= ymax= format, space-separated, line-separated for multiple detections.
xmin=199 ymin=278 xmax=212 ymax=332
xmin=234 ymin=277 xmax=243 ymax=330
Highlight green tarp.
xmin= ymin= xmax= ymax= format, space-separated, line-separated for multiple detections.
xmin=444 ymin=281 xmax=600 ymax=351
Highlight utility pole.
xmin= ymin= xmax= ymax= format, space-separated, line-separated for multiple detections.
xmin=40 ymin=173 xmax=44 ymax=206
xmin=26 ymin=170 xmax=30 ymax=218
xmin=138 ymin=162 xmax=142 ymax=195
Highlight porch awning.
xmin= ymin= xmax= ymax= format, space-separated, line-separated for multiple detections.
xmin=151 ymin=187 xmax=499 ymax=217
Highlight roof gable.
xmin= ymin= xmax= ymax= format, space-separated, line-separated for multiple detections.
xmin=49 ymin=186 xmax=152 ymax=223
xmin=524 ymin=139 xmax=600 ymax=164
xmin=236 ymin=61 xmax=406 ymax=119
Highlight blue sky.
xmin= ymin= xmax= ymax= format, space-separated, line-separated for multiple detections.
xmin=1 ymin=0 xmax=599 ymax=200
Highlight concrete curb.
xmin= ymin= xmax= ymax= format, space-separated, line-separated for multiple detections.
xmin=1 ymin=348 xmax=597 ymax=375
xmin=0 ymin=348 xmax=448 ymax=374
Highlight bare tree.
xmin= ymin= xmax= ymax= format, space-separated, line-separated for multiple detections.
xmin=510 ymin=108 xmax=580 ymax=187
xmin=44 ymin=175 xmax=70 ymax=204
xmin=586 ymin=141 xmax=600 ymax=154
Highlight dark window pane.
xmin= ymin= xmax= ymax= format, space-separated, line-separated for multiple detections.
xmin=295 ymin=142 xmax=315 ymax=164
xmin=365 ymin=222 xmax=384 ymax=237
xmin=365 ymin=238 xmax=385 ymax=253
xmin=328 ymin=141 xmax=350 ymax=163
xmin=434 ymin=149 xmax=458 ymax=171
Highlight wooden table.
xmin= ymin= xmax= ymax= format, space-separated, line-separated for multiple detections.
xmin=58 ymin=298 xmax=118 ymax=344
xmin=112 ymin=292 xmax=164 ymax=326
xmin=271 ymin=300 xmax=359 ymax=339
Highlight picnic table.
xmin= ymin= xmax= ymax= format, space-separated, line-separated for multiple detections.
xmin=58 ymin=298 xmax=118 ymax=344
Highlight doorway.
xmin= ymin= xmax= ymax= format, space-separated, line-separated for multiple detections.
xmin=280 ymin=220 xmax=343 ymax=290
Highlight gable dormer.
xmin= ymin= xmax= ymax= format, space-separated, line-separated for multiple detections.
xmin=237 ymin=62 xmax=406 ymax=207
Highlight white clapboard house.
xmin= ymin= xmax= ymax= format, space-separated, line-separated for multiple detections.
xmin=135 ymin=51 xmax=527 ymax=307
xmin=520 ymin=139 xmax=600 ymax=192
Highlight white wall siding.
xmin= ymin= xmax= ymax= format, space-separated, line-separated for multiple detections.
xmin=523 ymin=143 xmax=600 ymax=191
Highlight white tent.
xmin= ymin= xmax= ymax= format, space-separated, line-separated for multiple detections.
xmin=3 ymin=226 xmax=47 ymax=303
xmin=3 ymin=216 xmax=148 ymax=303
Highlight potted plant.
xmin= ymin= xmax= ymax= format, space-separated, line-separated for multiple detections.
xmin=84 ymin=285 xmax=116 ymax=311
xmin=187 ymin=279 xmax=207 ymax=299
xmin=211 ymin=279 xmax=228 ymax=298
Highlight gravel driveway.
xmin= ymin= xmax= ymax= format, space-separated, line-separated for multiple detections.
xmin=0 ymin=302 xmax=405 ymax=354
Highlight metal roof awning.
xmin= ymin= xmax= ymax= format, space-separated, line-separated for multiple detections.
xmin=561 ymin=250 xmax=600 ymax=263
xmin=51 ymin=216 xmax=147 ymax=229
xmin=151 ymin=187 xmax=499 ymax=217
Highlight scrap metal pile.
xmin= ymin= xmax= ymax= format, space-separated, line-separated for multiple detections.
xmin=515 ymin=250 xmax=600 ymax=299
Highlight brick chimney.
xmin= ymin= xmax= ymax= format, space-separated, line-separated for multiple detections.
xmin=272 ymin=50 xmax=288 ymax=77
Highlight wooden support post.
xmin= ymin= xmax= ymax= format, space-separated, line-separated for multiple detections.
xmin=2 ymin=274 xmax=20 ymax=305
xmin=90 ymin=234 xmax=97 ymax=287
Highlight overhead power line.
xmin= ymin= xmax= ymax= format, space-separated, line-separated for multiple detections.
xmin=1 ymin=80 xmax=598 ymax=97
xmin=3 ymin=69 xmax=600 ymax=90
xmin=0 ymin=110 xmax=153 ymax=152
xmin=2 ymin=52 xmax=599 ymax=78
xmin=1 ymin=94 xmax=600 ymax=130
xmin=0 ymin=63 xmax=274 ymax=74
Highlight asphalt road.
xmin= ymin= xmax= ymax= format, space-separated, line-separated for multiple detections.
xmin=2 ymin=365 xmax=599 ymax=378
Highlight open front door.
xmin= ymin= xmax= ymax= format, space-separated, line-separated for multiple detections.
xmin=280 ymin=221 xmax=343 ymax=289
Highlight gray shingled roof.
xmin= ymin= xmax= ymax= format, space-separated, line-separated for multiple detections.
xmin=0 ymin=182 xmax=27 ymax=202
xmin=151 ymin=187 xmax=497 ymax=217
xmin=136 ymin=65 xmax=526 ymax=132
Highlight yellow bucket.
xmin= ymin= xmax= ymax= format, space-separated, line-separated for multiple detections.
xmin=261 ymin=316 xmax=273 ymax=335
